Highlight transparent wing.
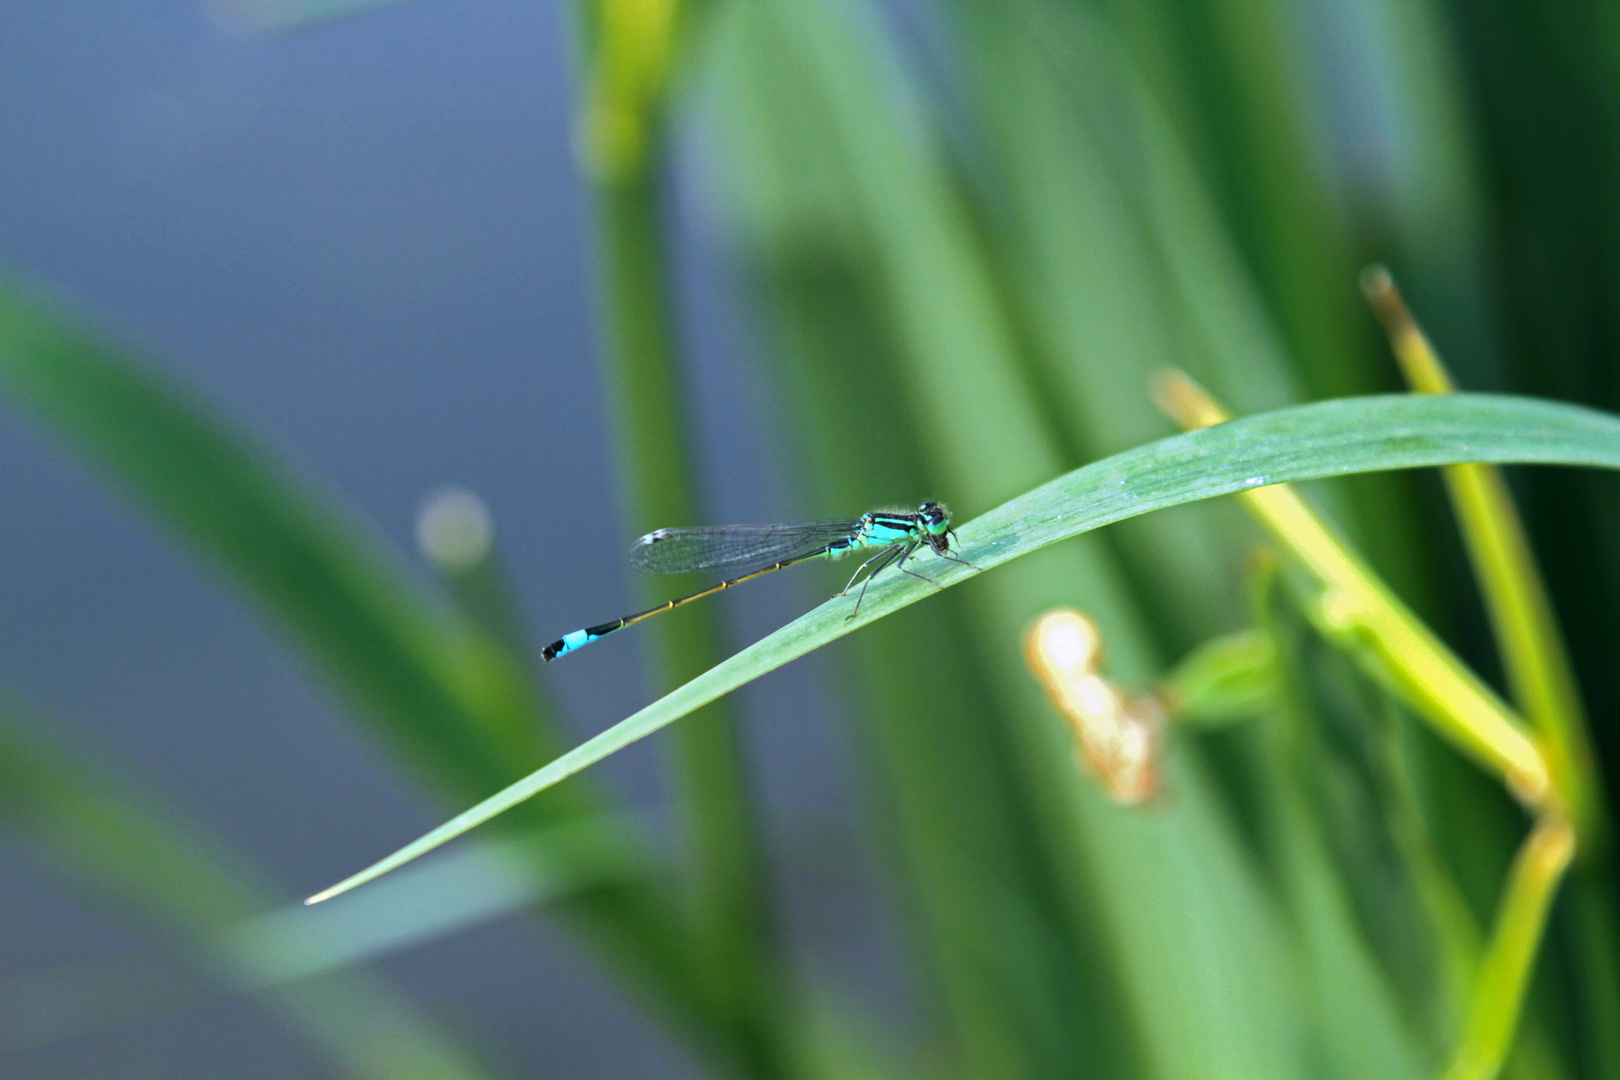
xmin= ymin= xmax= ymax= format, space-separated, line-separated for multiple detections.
xmin=630 ymin=520 xmax=865 ymax=577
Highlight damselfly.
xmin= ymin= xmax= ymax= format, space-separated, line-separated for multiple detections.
xmin=542 ymin=501 xmax=973 ymax=662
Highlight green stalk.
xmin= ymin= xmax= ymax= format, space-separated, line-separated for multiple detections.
xmin=596 ymin=176 xmax=787 ymax=1074
xmin=574 ymin=4 xmax=792 ymax=1074
xmin=1441 ymin=817 xmax=1576 ymax=1080
xmin=1363 ymin=267 xmax=1606 ymax=847
xmin=1365 ymin=269 xmax=1620 ymax=1076
xmin=1158 ymin=371 xmax=1582 ymax=1080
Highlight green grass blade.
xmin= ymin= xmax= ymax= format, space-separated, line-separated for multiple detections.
xmin=697 ymin=7 xmax=1267 ymax=1071
xmin=949 ymin=0 xmax=1301 ymax=653
xmin=231 ymin=817 xmax=649 ymax=986
xmin=0 ymin=697 xmax=506 ymax=1080
xmin=0 ymin=274 xmax=720 ymax=1041
xmin=308 ymin=392 xmax=1620 ymax=902
xmin=0 ymin=275 xmax=546 ymax=797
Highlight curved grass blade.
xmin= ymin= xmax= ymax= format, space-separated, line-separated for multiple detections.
xmin=0 ymin=275 xmax=547 ymax=799
xmin=310 ymin=391 xmax=1620 ymax=902
xmin=0 ymin=270 xmax=710 ymax=1022
xmin=0 ymin=696 xmax=504 ymax=1080
xmin=0 ymin=274 xmax=723 ymax=1035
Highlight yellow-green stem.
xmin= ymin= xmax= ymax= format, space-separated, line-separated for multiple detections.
xmin=1363 ymin=265 xmax=1604 ymax=851
xmin=1153 ymin=370 xmax=1550 ymax=804
xmin=1154 ymin=368 xmax=1580 ymax=1080
xmin=1441 ymin=817 xmax=1576 ymax=1080
xmin=1363 ymin=268 xmax=1620 ymax=1077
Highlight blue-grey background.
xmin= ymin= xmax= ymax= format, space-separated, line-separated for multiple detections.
xmin=0 ymin=3 xmax=895 ymax=1076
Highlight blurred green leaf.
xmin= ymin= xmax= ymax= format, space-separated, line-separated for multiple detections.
xmin=230 ymin=816 xmax=650 ymax=986
xmin=1161 ymin=629 xmax=1279 ymax=726
xmin=947 ymin=0 xmax=1300 ymax=654
xmin=697 ymin=5 xmax=1297 ymax=1071
xmin=0 ymin=696 xmax=505 ymax=1080
xmin=696 ymin=5 xmax=1264 ymax=1072
xmin=588 ymin=154 xmax=788 ymax=1080
xmin=0 ymin=274 xmax=729 ymax=1054
xmin=575 ymin=0 xmax=790 ymax=1062
xmin=0 ymin=274 xmax=544 ymax=798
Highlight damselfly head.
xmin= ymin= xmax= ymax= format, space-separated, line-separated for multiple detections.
xmin=917 ymin=501 xmax=953 ymax=555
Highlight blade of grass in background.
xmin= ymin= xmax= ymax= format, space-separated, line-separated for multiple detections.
xmin=0 ymin=276 xmax=546 ymax=798
xmin=941 ymin=0 xmax=1297 ymax=659
xmin=0 ymin=275 xmax=742 ymax=1058
xmin=1015 ymin=0 xmax=1426 ymax=601
xmin=701 ymin=2 xmax=1424 ymax=1074
xmin=0 ymin=697 xmax=505 ymax=1080
xmin=701 ymin=4 xmax=1188 ymax=1074
xmin=1119 ymin=0 xmax=1441 ymax=588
